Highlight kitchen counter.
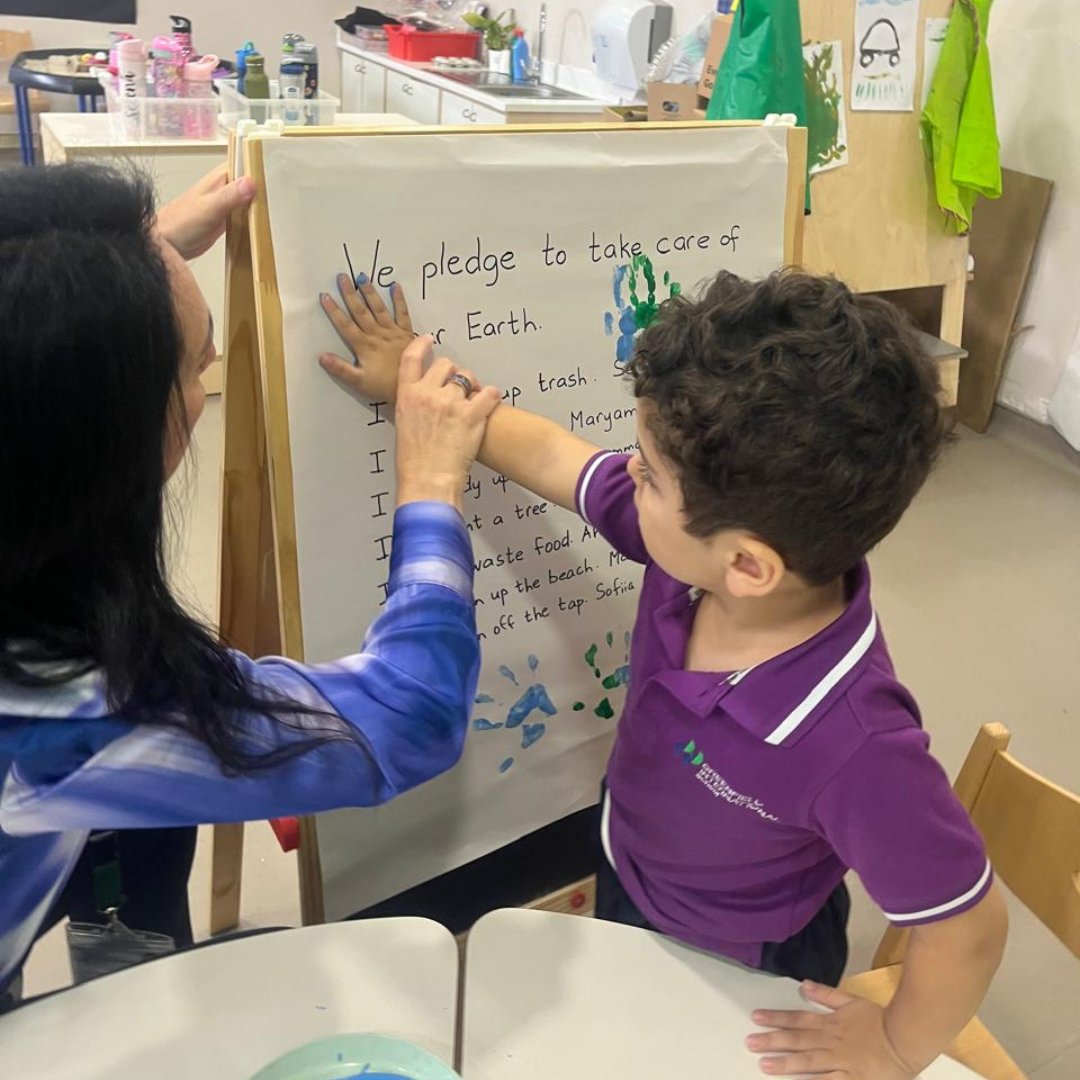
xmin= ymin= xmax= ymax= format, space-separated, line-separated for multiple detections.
xmin=338 ymin=33 xmax=611 ymax=124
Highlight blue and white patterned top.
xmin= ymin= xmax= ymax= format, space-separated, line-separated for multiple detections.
xmin=0 ymin=503 xmax=478 ymax=989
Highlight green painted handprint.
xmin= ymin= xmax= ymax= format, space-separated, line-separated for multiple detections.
xmin=604 ymin=256 xmax=681 ymax=371
xmin=573 ymin=630 xmax=631 ymax=719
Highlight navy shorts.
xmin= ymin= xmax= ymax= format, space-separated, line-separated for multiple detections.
xmin=595 ymin=849 xmax=851 ymax=987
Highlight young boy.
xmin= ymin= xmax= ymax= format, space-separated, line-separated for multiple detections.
xmin=320 ymin=269 xmax=1007 ymax=1079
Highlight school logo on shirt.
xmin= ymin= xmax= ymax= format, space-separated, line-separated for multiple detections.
xmin=676 ymin=741 xmax=779 ymax=822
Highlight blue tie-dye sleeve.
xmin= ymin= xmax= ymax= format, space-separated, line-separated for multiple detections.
xmin=0 ymin=502 xmax=479 ymax=834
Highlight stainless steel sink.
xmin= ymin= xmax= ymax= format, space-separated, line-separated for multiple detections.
xmin=438 ymin=70 xmax=591 ymax=101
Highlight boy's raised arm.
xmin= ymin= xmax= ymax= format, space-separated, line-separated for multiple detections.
xmin=320 ymin=276 xmax=603 ymax=511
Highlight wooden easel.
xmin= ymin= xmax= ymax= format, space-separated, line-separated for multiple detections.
xmin=207 ymin=121 xmax=807 ymax=933
xmin=208 ymin=134 xmax=280 ymax=932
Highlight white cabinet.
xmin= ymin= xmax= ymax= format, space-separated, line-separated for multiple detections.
xmin=361 ymin=58 xmax=387 ymax=113
xmin=340 ymin=54 xmax=387 ymax=114
xmin=439 ymin=90 xmax=505 ymax=127
xmin=340 ymin=54 xmax=362 ymax=112
xmin=385 ymin=69 xmax=440 ymax=125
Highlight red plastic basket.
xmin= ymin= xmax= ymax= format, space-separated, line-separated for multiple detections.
xmin=385 ymin=25 xmax=480 ymax=62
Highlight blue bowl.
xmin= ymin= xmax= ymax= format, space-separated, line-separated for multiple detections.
xmin=250 ymin=1033 xmax=462 ymax=1080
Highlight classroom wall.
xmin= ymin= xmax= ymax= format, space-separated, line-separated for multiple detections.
xmin=508 ymin=1 xmax=710 ymax=73
xmin=988 ymin=0 xmax=1080 ymax=438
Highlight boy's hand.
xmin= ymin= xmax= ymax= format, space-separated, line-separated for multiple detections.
xmin=747 ymin=982 xmax=916 ymax=1079
xmin=319 ymin=273 xmax=414 ymax=403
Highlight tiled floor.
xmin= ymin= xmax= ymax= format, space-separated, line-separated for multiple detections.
xmin=22 ymin=402 xmax=1080 ymax=1076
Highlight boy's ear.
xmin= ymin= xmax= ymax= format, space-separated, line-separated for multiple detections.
xmin=725 ymin=535 xmax=786 ymax=598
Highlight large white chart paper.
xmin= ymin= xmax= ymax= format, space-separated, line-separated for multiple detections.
xmin=259 ymin=126 xmax=793 ymax=918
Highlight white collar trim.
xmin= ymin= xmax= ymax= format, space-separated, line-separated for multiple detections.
xmin=763 ymin=611 xmax=879 ymax=746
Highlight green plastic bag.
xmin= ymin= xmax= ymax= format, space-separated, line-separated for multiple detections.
xmin=707 ymin=0 xmax=807 ymax=124
xmin=922 ymin=0 xmax=1001 ymax=234
xmin=706 ymin=0 xmax=808 ymax=208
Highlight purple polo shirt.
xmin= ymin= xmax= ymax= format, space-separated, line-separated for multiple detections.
xmin=577 ymin=452 xmax=992 ymax=968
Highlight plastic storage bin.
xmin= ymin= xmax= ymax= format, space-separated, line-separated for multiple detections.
xmin=339 ymin=27 xmax=389 ymax=53
xmin=385 ymin=25 xmax=480 ymax=62
xmin=103 ymin=81 xmax=220 ymax=140
xmin=218 ymin=80 xmax=340 ymax=129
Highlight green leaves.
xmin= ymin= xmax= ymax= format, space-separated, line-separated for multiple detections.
xmin=462 ymin=12 xmax=518 ymax=52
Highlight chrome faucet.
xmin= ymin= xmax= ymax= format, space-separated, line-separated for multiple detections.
xmin=534 ymin=3 xmax=547 ymax=79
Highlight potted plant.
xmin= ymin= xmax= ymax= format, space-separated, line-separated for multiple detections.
xmin=463 ymin=11 xmax=517 ymax=75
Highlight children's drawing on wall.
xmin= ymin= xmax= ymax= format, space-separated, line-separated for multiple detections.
xmin=851 ymin=0 xmax=919 ymax=112
xmin=921 ymin=17 xmax=949 ymax=110
xmin=803 ymin=40 xmax=849 ymax=175
xmin=604 ymin=256 xmax=681 ymax=374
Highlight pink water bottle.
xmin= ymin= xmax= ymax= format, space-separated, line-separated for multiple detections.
xmin=171 ymin=15 xmax=194 ymax=64
xmin=150 ymin=36 xmax=184 ymax=138
xmin=182 ymin=54 xmax=218 ymax=138
xmin=108 ymin=31 xmax=133 ymax=72
xmin=116 ymin=38 xmax=148 ymax=139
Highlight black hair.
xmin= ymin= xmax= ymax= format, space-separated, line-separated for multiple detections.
xmin=628 ymin=269 xmax=947 ymax=585
xmin=0 ymin=165 xmax=357 ymax=771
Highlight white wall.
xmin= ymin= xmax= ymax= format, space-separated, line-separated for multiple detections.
xmin=988 ymin=0 xmax=1080 ymax=435
xmin=508 ymin=1 xmax=711 ymax=71
xmin=0 ymin=2 xmax=345 ymax=93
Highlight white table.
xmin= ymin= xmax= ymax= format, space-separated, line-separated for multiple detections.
xmin=461 ymin=909 xmax=984 ymax=1080
xmin=0 ymin=909 xmax=988 ymax=1079
xmin=0 ymin=919 xmax=459 ymax=1080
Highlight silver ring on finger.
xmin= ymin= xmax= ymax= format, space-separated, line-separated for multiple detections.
xmin=448 ymin=372 xmax=474 ymax=397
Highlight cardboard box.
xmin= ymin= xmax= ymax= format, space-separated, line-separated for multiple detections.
xmin=698 ymin=14 xmax=734 ymax=102
xmin=603 ymin=105 xmax=649 ymax=123
xmin=645 ymin=14 xmax=732 ymax=122
xmin=647 ymin=81 xmax=706 ymax=122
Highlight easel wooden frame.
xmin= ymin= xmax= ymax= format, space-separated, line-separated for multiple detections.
xmin=209 ymin=120 xmax=808 ymax=932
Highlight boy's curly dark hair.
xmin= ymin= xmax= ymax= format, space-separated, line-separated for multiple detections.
xmin=628 ymin=270 xmax=947 ymax=585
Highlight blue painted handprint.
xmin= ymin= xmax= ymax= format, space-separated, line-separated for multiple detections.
xmin=603 ymin=256 xmax=682 ymax=372
xmin=473 ymin=655 xmax=558 ymax=773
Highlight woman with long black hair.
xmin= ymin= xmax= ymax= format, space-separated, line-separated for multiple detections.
xmin=0 ymin=164 xmax=498 ymax=1005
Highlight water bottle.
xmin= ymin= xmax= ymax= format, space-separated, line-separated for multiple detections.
xmin=182 ymin=54 xmax=218 ymax=138
xmin=150 ymin=36 xmax=184 ymax=138
xmin=116 ymin=38 xmax=147 ymax=139
xmin=170 ymin=15 xmax=194 ymax=64
xmin=280 ymin=56 xmax=305 ymax=125
xmin=243 ymin=53 xmax=271 ymax=124
xmin=296 ymin=42 xmax=320 ymax=125
xmin=235 ymin=40 xmax=256 ymax=96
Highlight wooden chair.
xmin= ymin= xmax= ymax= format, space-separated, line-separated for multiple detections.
xmin=0 ymin=29 xmax=50 ymax=136
xmin=842 ymin=723 xmax=1080 ymax=1079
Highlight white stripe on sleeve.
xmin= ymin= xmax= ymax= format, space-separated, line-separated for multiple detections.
xmin=882 ymin=859 xmax=993 ymax=923
xmin=577 ymin=452 xmax=620 ymax=527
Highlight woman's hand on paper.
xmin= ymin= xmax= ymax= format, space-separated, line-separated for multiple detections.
xmin=320 ymin=273 xmax=415 ymax=403
xmin=393 ymin=336 xmax=501 ymax=512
